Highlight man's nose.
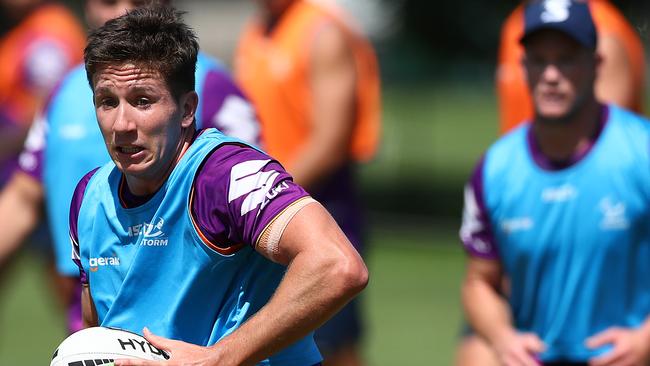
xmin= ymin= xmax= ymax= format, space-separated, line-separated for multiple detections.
xmin=112 ymin=104 xmax=135 ymax=133
xmin=540 ymin=63 xmax=562 ymax=82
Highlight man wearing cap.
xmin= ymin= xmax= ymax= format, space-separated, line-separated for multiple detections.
xmin=459 ymin=1 xmax=650 ymax=365
xmin=496 ymin=0 xmax=645 ymax=134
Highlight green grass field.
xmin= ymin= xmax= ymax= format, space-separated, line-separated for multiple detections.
xmin=364 ymin=226 xmax=466 ymax=365
xmin=0 ymin=83 xmax=499 ymax=365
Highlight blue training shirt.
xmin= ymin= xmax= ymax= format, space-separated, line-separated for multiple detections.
xmin=70 ymin=129 xmax=321 ymax=366
xmin=460 ymin=105 xmax=650 ymax=362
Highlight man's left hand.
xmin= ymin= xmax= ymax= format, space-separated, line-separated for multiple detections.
xmin=586 ymin=326 xmax=650 ymax=366
xmin=113 ymin=327 xmax=219 ymax=366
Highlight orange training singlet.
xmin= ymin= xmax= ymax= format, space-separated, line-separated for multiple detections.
xmin=234 ymin=0 xmax=380 ymax=167
xmin=0 ymin=3 xmax=85 ymax=126
xmin=496 ymin=0 xmax=645 ymax=134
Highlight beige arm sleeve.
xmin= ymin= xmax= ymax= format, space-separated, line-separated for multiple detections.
xmin=256 ymin=197 xmax=318 ymax=262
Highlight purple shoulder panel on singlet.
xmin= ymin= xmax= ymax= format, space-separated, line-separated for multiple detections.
xmin=69 ymin=167 xmax=100 ymax=284
xmin=200 ymin=70 xmax=260 ymax=146
xmin=191 ymin=144 xmax=309 ymax=249
xmin=459 ymin=156 xmax=499 ymax=260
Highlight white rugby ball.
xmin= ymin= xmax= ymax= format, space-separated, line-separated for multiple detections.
xmin=50 ymin=326 xmax=169 ymax=366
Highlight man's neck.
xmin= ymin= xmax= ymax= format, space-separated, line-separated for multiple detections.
xmin=532 ymin=99 xmax=602 ymax=164
xmin=123 ymin=127 xmax=196 ymax=199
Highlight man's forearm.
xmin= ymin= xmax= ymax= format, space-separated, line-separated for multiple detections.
xmin=638 ymin=315 xmax=650 ymax=339
xmin=81 ymin=284 xmax=98 ymax=328
xmin=463 ymin=278 xmax=516 ymax=346
xmin=0 ymin=172 xmax=43 ymax=267
xmin=211 ymin=247 xmax=368 ymax=366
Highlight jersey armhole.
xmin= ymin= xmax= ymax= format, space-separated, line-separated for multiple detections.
xmin=188 ymin=142 xmax=251 ymax=256
xmin=188 ymin=186 xmax=246 ymax=255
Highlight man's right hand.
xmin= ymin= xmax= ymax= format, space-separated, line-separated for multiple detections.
xmin=492 ymin=329 xmax=545 ymax=366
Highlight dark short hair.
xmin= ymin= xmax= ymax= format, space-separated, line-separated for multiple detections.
xmin=84 ymin=5 xmax=198 ymax=99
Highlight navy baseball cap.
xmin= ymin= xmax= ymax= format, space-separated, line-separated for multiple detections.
xmin=520 ymin=0 xmax=597 ymax=49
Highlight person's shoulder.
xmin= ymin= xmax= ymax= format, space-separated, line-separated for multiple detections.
xmin=195 ymin=52 xmax=239 ymax=91
xmin=44 ymin=63 xmax=91 ymax=115
xmin=500 ymin=3 xmax=524 ymax=34
xmin=22 ymin=3 xmax=85 ymax=45
xmin=589 ymin=0 xmax=631 ymax=29
xmin=72 ymin=167 xmax=102 ymax=202
xmin=482 ymin=122 xmax=531 ymax=177
xmin=608 ymin=104 xmax=650 ymax=129
xmin=489 ymin=122 xmax=530 ymax=154
xmin=203 ymin=141 xmax=272 ymax=173
xmin=193 ymin=141 xmax=290 ymax=216
xmin=61 ymin=63 xmax=88 ymax=82
xmin=52 ymin=64 xmax=88 ymax=95
xmin=605 ymin=104 xmax=650 ymax=144
xmin=195 ymin=52 xmax=237 ymax=92
xmin=193 ymin=134 xmax=279 ymax=191
xmin=308 ymin=0 xmax=361 ymax=35
xmin=69 ymin=167 xmax=102 ymax=234
xmin=197 ymin=52 xmax=226 ymax=73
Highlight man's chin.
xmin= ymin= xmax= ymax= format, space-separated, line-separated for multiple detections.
xmin=114 ymin=162 xmax=145 ymax=176
xmin=536 ymin=108 xmax=572 ymax=124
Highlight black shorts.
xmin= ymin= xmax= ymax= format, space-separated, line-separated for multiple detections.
xmin=313 ymin=298 xmax=362 ymax=356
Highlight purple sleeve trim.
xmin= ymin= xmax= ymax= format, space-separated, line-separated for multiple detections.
xmin=70 ymin=168 xmax=100 ymax=284
xmin=459 ymin=156 xmax=499 ymax=259
xmin=191 ymin=144 xmax=308 ymax=251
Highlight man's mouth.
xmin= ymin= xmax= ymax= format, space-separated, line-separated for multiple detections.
xmin=118 ymin=146 xmax=143 ymax=154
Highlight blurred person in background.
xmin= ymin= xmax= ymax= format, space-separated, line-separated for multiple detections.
xmin=496 ymin=0 xmax=645 ymax=134
xmin=0 ymin=0 xmax=260 ymax=334
xmin=0 ymin=0 xmax=84 ymax=186
xmin=457 ymin=0 xmax=647 ymax=364
xmin=459 ymin=1 xmax=650 ymax=365
xmin=235 ymin=0 xmax=381 ymax=364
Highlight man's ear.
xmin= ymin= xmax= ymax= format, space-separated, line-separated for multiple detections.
xmin=180 ymin=91 xmax=198 ymax=128
xmin=594 ymin=51 xmax=603 ymax=69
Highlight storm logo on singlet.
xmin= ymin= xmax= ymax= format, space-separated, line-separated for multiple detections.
xmin=126 ymin=217 xmax=169 ymax=246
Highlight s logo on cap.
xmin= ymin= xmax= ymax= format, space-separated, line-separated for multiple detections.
xmin=541 ymin=0 xmax=571 ymax=23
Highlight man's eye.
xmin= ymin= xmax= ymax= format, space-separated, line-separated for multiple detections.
xmin=136 ymin=98 xmax=150 ymax=106
xmin=98 ymin=98 xmax=117 ymax=108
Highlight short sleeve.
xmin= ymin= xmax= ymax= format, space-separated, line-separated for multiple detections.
xmin=70 ymin=168 xmax=99 ymax=284
xmin=459 ymin=157 xmax=499 ymax=259
xmin=190 ymin=144 xmax=309 ymax=253
xmin=199 ymin=70 xmax=261 ymax=146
